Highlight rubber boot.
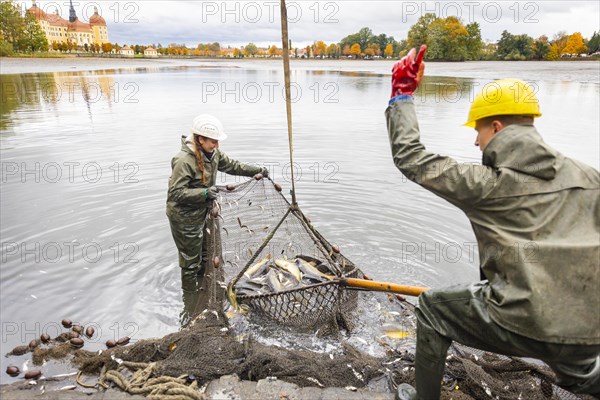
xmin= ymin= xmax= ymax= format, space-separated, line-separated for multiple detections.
xmin=414 ymin=303 xmax=452 ymax=400
xmin=395 ymin=383 xmax=418 ymax=400
xmin=179 ymin=267 xmax=200 ymax=327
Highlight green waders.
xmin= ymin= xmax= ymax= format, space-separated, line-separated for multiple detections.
xmin=168 ymin=211 xmax=208 ymax=327
xmin=414 ymin=283 xmax=600 ymax=399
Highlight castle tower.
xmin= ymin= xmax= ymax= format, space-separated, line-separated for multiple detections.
xmin=69 ymin=0 xmax=77 ymax=22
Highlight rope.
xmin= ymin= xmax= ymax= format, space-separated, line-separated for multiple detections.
xmin=280 ymin=0 xmax=297 ymax=208
xmin=100 ymin=361 xmax=205 ymax=400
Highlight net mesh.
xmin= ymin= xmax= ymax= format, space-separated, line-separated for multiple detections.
xmin=210 ymin=177 xmax=364 ymax=334
xmin=6 ymin=177 xmax=594 ymax=400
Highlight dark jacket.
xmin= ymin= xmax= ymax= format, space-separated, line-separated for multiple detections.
xmin=386 ymin=99 xmax=600 ymax=345
xmin=166 ymin=137 xmax=261 ymax=223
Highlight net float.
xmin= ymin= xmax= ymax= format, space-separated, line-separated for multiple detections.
xmin=69 ymin=331 xmax=80 ymax=339
xmin=85 ymin=326 xmax=95 ymax=338
xmin=70 ymin=337 xmax=84 ymax=348
xmin=106 ymin=340 xmax=117 ymax=348
xmin=332 ymin=245 xmax=340 ymax=254
xmin=211 ymin=206 xmax=219 ymax=218
xmin=254 ymin=173 xmax=263 ymax=180
xmin=61 ymin=319 xmax=72 ymax=328
xmin=24 ymin=370 xmax=42 ymax=380
xmin=6 ymin=366 xmax=20 ymax=377
xmin=213 ymin=256 xmax=220 ymax=269
xmin=40 ymin=333 xmax=50 ymax=343
xmin=226 ymin=184 xmax=235 ymax=191
xmin=28 ymin=340 xmax=39 ymax=350
xmin=72 ymin=325 xmax=83 ymax=334
xmin=274 ymin=183 xmax=282 ymax=192
xmin=116 ymin=336 xmax=130 ymax=346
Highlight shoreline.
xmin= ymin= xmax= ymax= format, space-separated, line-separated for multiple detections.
xmin=2 ymin=56 xmax=599 ymax=76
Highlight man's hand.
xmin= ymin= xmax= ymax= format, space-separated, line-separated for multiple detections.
xmin=206 ymin=186 xmax=219 ymax=200
xmin=391 ymin=45 xmax=427 ymax=98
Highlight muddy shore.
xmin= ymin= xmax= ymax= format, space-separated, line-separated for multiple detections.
xmin=0 ymin=373 xmax=394 ymax=400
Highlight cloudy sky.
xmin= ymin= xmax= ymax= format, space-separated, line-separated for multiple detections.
xmin=33 ymin=1 xmax=600 ymax=47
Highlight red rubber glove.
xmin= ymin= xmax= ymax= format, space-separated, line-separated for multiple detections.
xmin=391 ymin=45 xmax=427 ymax=98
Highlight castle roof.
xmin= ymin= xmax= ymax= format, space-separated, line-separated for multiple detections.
xmin=68 ymin=18 xmax=92 ymax=32
xmin=89 ymin=9 xmax=106 ymax=26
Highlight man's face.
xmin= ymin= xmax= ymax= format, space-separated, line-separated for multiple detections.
xmin=474 ymin=120 xmax=501 ymax=151
xmin=199 ymin=137 xmax=219 ymax=153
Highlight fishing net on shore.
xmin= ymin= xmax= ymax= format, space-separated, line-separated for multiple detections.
xmin=6 ymin=176 xmax=594 ymax=400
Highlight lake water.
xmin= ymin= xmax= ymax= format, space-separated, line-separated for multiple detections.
xmin=1 ymin=58 xmax=599 ymax=383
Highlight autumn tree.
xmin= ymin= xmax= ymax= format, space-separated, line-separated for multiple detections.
xmin=350 ymin=43 xmax=361 ymax=58
xmin=562 ymin=32 xmax=587 ymax=55
xmin=233 ymin=48 xmax=240 ymax=58
xmin=312 ymin=40 xmax=327 ymax=58
xmin=268 ymin=44 xmax=278 ymax=57
xmin=326 ymin=43 xmax=338 ymax=58
xmin=102 ymin=42 xmax=113 ymax=53
xmin=546 ymin=31 xmax=568 ymax=60
xmin=407 ymin=14 xmax=481 ymax=60
xmin=342 ymin=45 xmax=350 ymax=57
xmin=384 ymin=43 xmax=394 ymax=58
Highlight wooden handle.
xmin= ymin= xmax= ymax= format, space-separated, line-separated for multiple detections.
xmin=342 ymin=278 xmax=429 ymax=297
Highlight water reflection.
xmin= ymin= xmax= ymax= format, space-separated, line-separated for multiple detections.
xmin=0 ymin=70 xmax=121 ymax=130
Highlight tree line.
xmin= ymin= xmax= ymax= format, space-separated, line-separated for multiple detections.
xmin=2 ymin=0 xmax=599 ymax=61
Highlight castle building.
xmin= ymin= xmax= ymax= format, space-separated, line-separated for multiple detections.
xmin=27 ymin=0 xmax=109 ymax=47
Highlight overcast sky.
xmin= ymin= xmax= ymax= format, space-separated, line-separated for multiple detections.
xmin=34 ymin=1 xmax=600 ymax=47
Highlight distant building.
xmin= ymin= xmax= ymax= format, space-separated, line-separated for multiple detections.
xmin=144 ymin=47 xmax=158 ymax=58
xmin=120 ymin=45 xmax=134 ymax=57
xmin=27 ymin=0 xmax=108 ymax=47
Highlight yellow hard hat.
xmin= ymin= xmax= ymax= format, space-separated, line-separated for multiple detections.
xmin=464 ymin=79 xmax=542 ymax=128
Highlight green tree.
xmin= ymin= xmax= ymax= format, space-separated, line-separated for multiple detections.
xmin=208 ymin=42 xmax=220 ymax=56
xmin=407 ymin=13 xmax=436 ymax=51
xmin=588 ymin=31 xmax=600 ymax=53
xmin=532 ymin=35 xmax=550 ymax=60
xmin=326 ymin=43 xmax=338 ymax=58
xmin=340 ymin=27 xmax=374 ymax=52
xmin=465 ymin=22 xmax=483 ymax=60
xmin=243 ymin=42 xmax=258 ymax=57
xmin=0 ymin=0 xmax=25 ymax=52
xmin=497 ymin=30 xmax=533 ymax=60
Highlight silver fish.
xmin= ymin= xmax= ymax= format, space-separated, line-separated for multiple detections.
xmin=275 ymin=259 xmax=302 ymax=281
xmin=296 ymin=257 xmax=334 ymax=282
xmin=243 ymin=254 xmax=271 ymax=278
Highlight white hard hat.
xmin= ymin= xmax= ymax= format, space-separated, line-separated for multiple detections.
xmin=191 ymin=114 xmax=227 ymax=141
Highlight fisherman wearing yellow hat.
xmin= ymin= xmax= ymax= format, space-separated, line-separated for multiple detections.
xmin=386 ymin=46 xmax=600 ymax=399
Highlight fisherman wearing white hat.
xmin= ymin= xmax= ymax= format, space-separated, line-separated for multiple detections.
xmin=166 ymin=114 xmax=267 ymax=325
